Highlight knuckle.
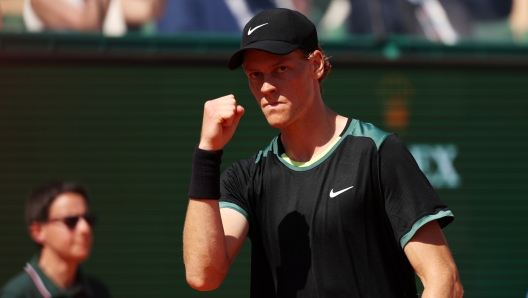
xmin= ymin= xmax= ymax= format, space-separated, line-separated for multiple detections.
xmin=203 ymin=103 xmax=214 ymax=113
xmin=204 ymin=100 xmax=213 ymax=109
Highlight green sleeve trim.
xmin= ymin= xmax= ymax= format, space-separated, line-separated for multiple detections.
xmin=219 ymin=202 xmax=249 ymax=221
xmin=349 ymin=120 xmax=392 ymax=150
xmin=400 ymin=210 xmax=454 ymax=249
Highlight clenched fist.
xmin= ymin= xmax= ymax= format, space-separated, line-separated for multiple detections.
xmin=199 ymin=95 xmax=245 ymax=151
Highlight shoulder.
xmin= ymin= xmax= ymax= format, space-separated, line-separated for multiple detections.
xmin=221 ymin=139 xmax=276 ymax=191
xmin=223 ymin=135 xmax=277 ymax=175
xmin=345 ymin=119 xmax=392 ymax=150
xmin=221 ymin=154 xmax=258 ymax=187
xmin=1 ymin=271 xmax=37 ymax=298
xmin=85 ymin=274 xmax=112 ymax=298
xmin=223 ymin=154 xmax=258 ymax=174
xmin=378 ymin=133 xmax=413 ymax=159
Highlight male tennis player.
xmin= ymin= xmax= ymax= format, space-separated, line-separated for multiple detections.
xmin=1 ymin=181 xmax=111 ymax=298
xmin=184 ymin=8 xmax=463 ymax=297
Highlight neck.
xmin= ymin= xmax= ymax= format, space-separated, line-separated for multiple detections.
xmin=280 ymin=104 xmax=347 ymax=162
xmin=38 ymin=249 xmax=79 ymax=289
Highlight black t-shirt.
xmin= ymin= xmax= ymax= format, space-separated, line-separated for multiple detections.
xmin=220 ymin=119 xmax=454 ymax=297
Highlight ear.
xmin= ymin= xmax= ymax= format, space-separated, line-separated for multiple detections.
xmin=311 ymin=50 xmax=325 ymax=80
xmin=29 ymin=222 xmax=45 ymax=245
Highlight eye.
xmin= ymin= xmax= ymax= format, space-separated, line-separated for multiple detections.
xmin=277 ymin=66 xmax=288 ymax=73
xmin=63 ymin=216 xmax=80 ymax=229
xmin=248 ymin=72 xmax=262 ymax=79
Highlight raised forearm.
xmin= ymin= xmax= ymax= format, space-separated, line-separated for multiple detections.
xmin=183 ymin=199 xmax=229 ymax=291
xmin=184 ymin=96 xmax=245 ymax=290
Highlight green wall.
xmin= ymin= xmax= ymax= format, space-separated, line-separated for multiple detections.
xmin=0 ymin=60 xmax=527 ymax=297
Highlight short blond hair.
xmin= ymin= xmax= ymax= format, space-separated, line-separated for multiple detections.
xmin=300 ymin=44 xmax=332 ymax=94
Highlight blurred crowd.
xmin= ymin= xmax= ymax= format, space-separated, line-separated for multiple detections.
xmin=0 ymin=0 xmax=527 ymax=44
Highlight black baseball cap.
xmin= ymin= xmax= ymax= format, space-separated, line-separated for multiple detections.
xmin=228 ymin=8 xmax=318 ymax=70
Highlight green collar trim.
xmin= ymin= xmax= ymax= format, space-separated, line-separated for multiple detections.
xmin=280 ymin=136 xmax=342 ymax=167
xmin=259 ymin=119 xmax=358 ymax=171
xmin=26 ymin=255 xmax=89 ymax=297
xmin=255 ymin=119 xmax=391 ymax=170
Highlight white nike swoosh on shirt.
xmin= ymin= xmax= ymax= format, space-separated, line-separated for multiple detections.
xmin=248 ymin=23 xmax=268 ymax=35
xmin=329 ymin=186 xmax=354 ymax=198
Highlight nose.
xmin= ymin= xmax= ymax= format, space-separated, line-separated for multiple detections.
xmin=261 ymin=80 xmax=277 ymax=95
xmin=77 ymin=217 xmax=92 ymax=234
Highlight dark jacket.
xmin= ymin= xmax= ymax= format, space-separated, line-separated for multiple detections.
xmin=0 ymin=256 xmax=111 ymax=298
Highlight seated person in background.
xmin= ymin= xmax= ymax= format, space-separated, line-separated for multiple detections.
xmin=121 ymin=0 xmax=165 ymax=32
xmin=0 ymin=181 xmax=111 ymax=298
xmin=156 ymin=0 xmax=275 ymax=33
xmin=510 ymin=0 xmax=528 ymax=42
xmin=23 ymin=0 xmax=110 ymax=32
xmin=344 ymin=0 xmax=513 ymax=44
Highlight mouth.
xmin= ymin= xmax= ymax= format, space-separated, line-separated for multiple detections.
xmin=75 ymin=237 xmax=92 ymax=247
xmin=261 ymin=95 xmax=281 ymax=107
xmin=262 ymin=99 xmax=282 ymax=108
xmin=266 ymin=102 xmax=281 ymax=107
xmin=75 ymin=242 xmax=91 ymax=248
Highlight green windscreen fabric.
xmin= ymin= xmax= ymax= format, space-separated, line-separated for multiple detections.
xmin=0 ymin=63 xmax=527 ymax=298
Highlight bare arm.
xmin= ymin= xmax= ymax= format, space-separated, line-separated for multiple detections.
xmin=184 ymin=200 xmax=248 ymax=290
xmin=30 ymin=0 xmax=109 ymax=31
xmin=404 ymin=220 xmax=463 ymax=298
xmin=183 ymin=95 xmax=246 ymax=291
xmin=121 ymin=0 xmax=164 ymax=26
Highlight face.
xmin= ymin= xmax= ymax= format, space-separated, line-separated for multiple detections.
xmin=243 ymin=49 xmax=323 ymax=128
xmin=32 ymin=192 xmax=93 ymax=264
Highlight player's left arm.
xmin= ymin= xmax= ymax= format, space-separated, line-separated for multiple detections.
xmin=404 ymin=220 xmax=463 ymax=298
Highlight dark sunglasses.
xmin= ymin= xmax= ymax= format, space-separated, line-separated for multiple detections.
xmin=45 ymin=213 xmax=97 ymax=229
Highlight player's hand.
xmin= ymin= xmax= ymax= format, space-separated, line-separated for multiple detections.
xmin=199 ymin=95 xmax=245 ymax=151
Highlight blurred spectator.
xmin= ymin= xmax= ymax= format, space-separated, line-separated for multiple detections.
xmin=103 ymin=0 xmax=127 ymax=36
xmin=156 ymin=0 xmax=275 ymax=33
xmin=271 ymin=0 xmax=519 ymax=45
xmin=121 ymin=0 xmax=164 ymax=32
xmin=509 ymin=0 xmax=528 ymax=43
xmin=437 ymin=0 xmax=512 ymax=42
xmin=335 ymin=0 xmax=514 ymax=45
xmin=274 ymin=0 xmax=312 ymax=16
xmin=460 ymin=0 xmax=511 ymax=21
xmin=0 ymin=4 xmax=3 ymax=30
xmin=23 ymin=0 xmax=111 ymax=32
xmin=0 ymin=181 xmax=111 ymax=298
xmin=6 ymin=0 xmax=525 ymax=43
xmin=316 ymin=0 xmax=352 ymax=38
xmin=0 ymin=0 xmax=24 ymax=32
xmin=411 ymin=0 xmax=460 ymax=45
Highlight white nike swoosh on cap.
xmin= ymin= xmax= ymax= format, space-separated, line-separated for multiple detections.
xmin=329 ymin=186 xmax=354 ymax=198
xmin=248 ymin=23 xmax=268 ymax=35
